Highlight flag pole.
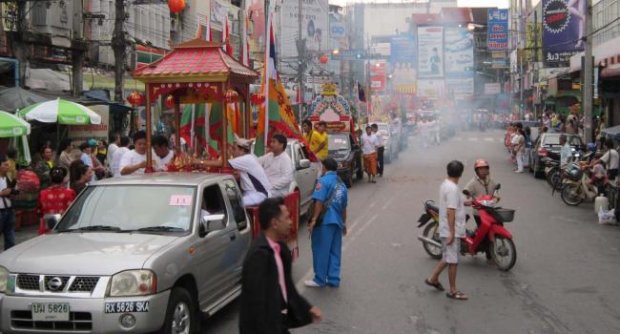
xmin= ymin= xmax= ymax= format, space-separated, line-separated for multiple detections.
xmin=263 ymin=10 xmax=271 ymax=147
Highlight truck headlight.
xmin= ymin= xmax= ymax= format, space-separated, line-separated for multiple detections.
xmin=108 ymin=270 xmax=157 ymax=297
xmin=0 ymin=266 xmax=8 ymax=293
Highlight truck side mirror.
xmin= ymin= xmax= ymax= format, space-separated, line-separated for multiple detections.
xmin=44 ymin=214 xmax=61 ymax=230
xmin=298 ymin=159 xmax=311 ymax=170
xmin=200 ymin=214 xmax=226 ymax=237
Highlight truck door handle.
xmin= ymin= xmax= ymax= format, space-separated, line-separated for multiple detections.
xmin=230 ymin=235 xmax=236 ymax=241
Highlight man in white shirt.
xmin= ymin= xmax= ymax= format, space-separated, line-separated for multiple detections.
xmin=371 ymin=124 xmax=385 ymax=177
xmin=201 ymin=136 xmax=272 ymax=206
xmin=152 ymin=135 xmax=175 ymax=172
xmin=111 ymin=136 xmax=130 ymax=177
xmin=120 ymin=131 xmax=147 ymax=176
xmin=361 ymin=125 xmax=379 ymax=183
xmin=259 ymin=134 xmax=294 ymax=197
xmin=426 ymin=160 xmax=468 ymax=300
xmin=107 ymin=133 xmax=120 ymax=169
xmin=597 ymin=138 xmax=619 ymax=180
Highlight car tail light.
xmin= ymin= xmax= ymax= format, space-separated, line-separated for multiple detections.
xmin=538 ymin=147 xmax=548 ymax=156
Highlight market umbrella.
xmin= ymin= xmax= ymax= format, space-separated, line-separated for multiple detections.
xmin=0 ymin=110 xmax=31 ymax=137
xmin=18 ymin=98 xmax=101 ymax=125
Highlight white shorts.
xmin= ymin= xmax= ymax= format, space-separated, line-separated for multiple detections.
xmin=441 ymin=237 xmax=460 ymax=264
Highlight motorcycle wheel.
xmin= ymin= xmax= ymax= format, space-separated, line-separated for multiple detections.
xmin=422 ymin=222 xmax=442 ymax=260
xmin=490 ymin=236 xmax=517 ymax=271
xmin=546 ymin=168 xmax=558 ymax=188
xmin=561 ymin=184 xmax=584 ymax=206
xmin=550 ymin=171 xmax=562 ymax=191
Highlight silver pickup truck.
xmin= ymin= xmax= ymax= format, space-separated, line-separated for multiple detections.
xmin=0 ymin=173 xmax=252 ymax=333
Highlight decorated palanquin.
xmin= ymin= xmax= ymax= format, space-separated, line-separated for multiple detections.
xmin=133 ymin=38 xmax=258 ymax=172
xmin=132 ymin=38 xmax=300 ymax=256
xmin=308 ymin=83 xmax=357 ymax=137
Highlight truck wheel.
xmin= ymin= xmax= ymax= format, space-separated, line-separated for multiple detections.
xmin=159 ymin=287 xmax=198 ymax=334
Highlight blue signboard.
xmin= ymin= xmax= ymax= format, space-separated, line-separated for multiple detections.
xmin=542 ymin=0 xmax=585 ymax=66
xmin=487 ymin=9 xmax=509 ymax=50
xmin=390 ymin=35 xmax=416 ymax=65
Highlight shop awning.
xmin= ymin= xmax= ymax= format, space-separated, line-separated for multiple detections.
xmin=601 ymin=63 xmax=620 ymax=79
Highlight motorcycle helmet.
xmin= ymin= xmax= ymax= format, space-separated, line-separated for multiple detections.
xmin=474 ymin=159 xmax=490 ymax=170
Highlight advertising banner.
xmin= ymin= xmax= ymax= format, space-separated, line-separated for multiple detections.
xmin=417 ymin=79 xmax=445 ymax=99
xmin=390 ymin=35 xmax=417 ymax=94
xmin=444 ymin=27 xmax=474 ymax=77
xmin=542 ymin=0 xmax=586 ymax=66
xmin=68 ymin=105 xmax=109 ymax=143
xmin=280 ymin=0 xmax=329 ymax=58
xmin=417 ymin=26 xmax=444 ymax=78
xmin=370 ymin=62 xmax=387 ymax=92
xmin=484 ymin=83 xmax=501 ymax=95
xmin=446 ymin=78 xmax=474 ymax=100
xmin=487 ymin=9 xmax=509 ymax=50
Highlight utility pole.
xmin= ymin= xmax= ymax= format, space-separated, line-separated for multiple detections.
xmin=583 ymin=0 xmax=593 ymax=143
xmin=297 ymin=0 xmax=306 ymax=120
xmin=111 ymin=0 xmax=126 ymax=102
xmin=12 ymin=0 xmax=28 ymax=87
xmin=71 ymin=0 xmax=85 ymax=97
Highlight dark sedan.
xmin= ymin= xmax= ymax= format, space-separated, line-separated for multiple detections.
xmin=530 ymin=133 xmax=584 ymax=178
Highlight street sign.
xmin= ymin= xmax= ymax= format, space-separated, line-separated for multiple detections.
xmin=331 ymin=49 xmax=366 ymax=60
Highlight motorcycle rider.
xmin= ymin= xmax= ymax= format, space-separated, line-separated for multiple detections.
xmin=464 ymin=159 xmax=499 ymax=258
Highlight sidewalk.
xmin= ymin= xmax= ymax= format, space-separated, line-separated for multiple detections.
xmin=1 ymin=225 xmax=39 ymax=253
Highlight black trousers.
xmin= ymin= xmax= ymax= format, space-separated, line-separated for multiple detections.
xmin=377 ymin=146 xmax=385 ymax=175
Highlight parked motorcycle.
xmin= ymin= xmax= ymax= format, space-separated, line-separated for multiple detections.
xmin=561 ymin=161 xmax=599 ymax=206
xmin=416 ymin=184 xmax=517 ymax=271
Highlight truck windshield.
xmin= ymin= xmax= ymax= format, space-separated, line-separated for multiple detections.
xmin=329 ymin=134 xmax=350 ymax=151
xmin=57 ymin=185 xmax=196 ymax=233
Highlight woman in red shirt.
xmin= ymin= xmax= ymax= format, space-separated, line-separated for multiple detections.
xmin=38 ymin=167 xmax=76 ymax=234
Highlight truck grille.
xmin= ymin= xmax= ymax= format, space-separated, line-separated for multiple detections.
xmin=11 ymin=310 xmax=92 ymax=331
xmin=16 ymin=274 xmax=39 ymax=290
xmin=15 ymin=274 xmax=100 ymax=293
xmin=69 ymin=277 xmax=100 ymax=292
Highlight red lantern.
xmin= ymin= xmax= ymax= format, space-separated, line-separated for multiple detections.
xmin=319 ymin=54 xmax=329 ymax=64
xmin=165 ymin=95 xmax=176 ymax=109
xmin=127 ymin=90 xmax=144 ymax=106
xmin=250 ymin=94 xmax=265 ymax=105
xmin=168 ymin=0 xmax=186 ymax=14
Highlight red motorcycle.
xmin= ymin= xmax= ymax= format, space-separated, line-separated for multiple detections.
xmin=417 ymin=184 xmax=517 ymax=271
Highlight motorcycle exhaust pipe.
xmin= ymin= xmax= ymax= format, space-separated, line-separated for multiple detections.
xmin=417 ymin=235 xmax=442 ymax=248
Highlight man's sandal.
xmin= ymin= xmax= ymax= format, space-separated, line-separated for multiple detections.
xmin=424 ymin=279 xmax=445 ymax=291
xmin=446 ymin=291 xmax=468 ymax=300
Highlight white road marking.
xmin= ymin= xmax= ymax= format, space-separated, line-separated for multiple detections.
xmin=468 ymin=137 xmax=479 ymax=142
xmin=484 ymin=137 xmax=494 ymax=142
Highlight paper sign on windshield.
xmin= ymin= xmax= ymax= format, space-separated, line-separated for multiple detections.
xmin=169 ymin=195 xmax=192 ymax=206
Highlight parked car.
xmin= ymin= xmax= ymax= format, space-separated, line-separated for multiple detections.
xmin=0 ymin=173 xmax=252 ymax=334
xmin=373 ymin=122 xmax=400 ymax=163
xmin=328 ymin=132 xmax=363 ymax=188
xmin=530 ymin=133 xmax=585 ymax=178
xmin=252 ymin=139 xmax=319 ymax=216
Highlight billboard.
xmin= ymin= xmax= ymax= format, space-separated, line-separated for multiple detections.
xmin=417 ymin=79 xmax=445 ymax=99
xmin=444 ymin=27 xmax=474 ymax=77
xmin=280 ymin=0 xmax=329 ymax=58
xmin=446 ymin=78 xmax=474 ymax=100
xmin=370 ymin=62 xmax=387 ymax=92
xmin=390 ymin=35 xmax=417 ymax=94
xmin=487 ymin=9 xmax=509 ymax=50
xmin=417 ymin=26 xmax=444 ymax=78
xmin=542 ymin=0 xmax=585 ymax=66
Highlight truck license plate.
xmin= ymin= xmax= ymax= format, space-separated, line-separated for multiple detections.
xmin=32 ymin=303 xmax=70 ymax=321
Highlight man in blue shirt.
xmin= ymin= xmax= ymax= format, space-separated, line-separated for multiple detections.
xmin=306 ymin=157 xmax=348 ymax=288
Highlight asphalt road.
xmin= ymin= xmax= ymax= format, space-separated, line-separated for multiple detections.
xmin=201 ymin=129 xmax=620 ymax=334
